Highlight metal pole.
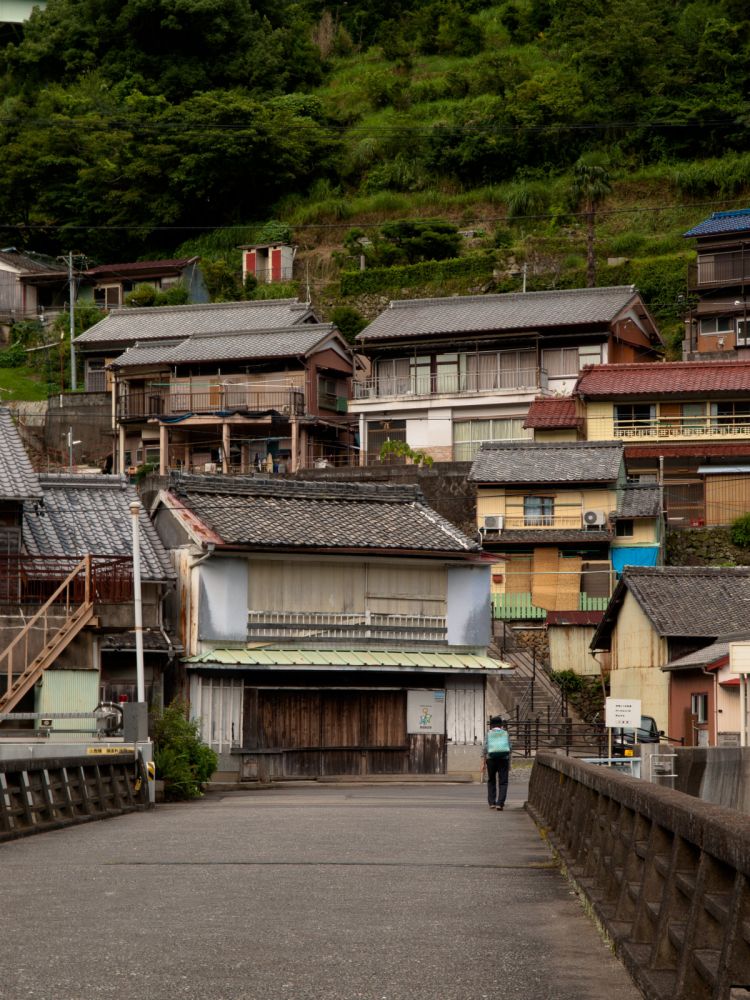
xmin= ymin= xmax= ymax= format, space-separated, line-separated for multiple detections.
xmin=129 ymin=500 xmax=146 ymax=703
xmin=68 ymin=252 xmax=77 ymax=391
xmin=740 ymin=675 xmax=747 ymax=748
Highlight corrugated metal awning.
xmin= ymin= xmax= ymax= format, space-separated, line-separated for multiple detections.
xmin=184 ymin=648 xmax=512 ymax=673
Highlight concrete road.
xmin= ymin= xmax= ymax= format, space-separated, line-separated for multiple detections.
xmin=1 ymin=768 xmax=643 ymax=1000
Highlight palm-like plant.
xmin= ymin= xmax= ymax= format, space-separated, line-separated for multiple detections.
xmin=570 ymin=154 xmax=612 ymax=287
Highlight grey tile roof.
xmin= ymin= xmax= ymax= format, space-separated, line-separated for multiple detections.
xmin=616 ymin=485 xmax=662 ymax=519
xmin=128 ymin=325 xmax=336 ymax=367
xmin=469 ymin=441 xmax=623 ymax=484
xmin=597 ymin=567 xmax=750 ymax=646
xmin=0 ymin=250 xmax=65 ymax=274
xmin=482 ymin=529 xmax=611 ymax=544
xmin=23 ymin=474 xmax=175 ymax=581
xmin=108 ymin=339 xmax=185 ymax=368
xmin=683 ymin=209 xmax=750 ymax=239
xmin=660 ymin=630 xmax=750 ymax=671
xmin=76 ymin=299 xmax=317 ymax=346
xmin=356 ymin=286 xmax=641 ymax=343
xmin=169 ymin=474 xmax=479 ymax=553
xmin=0 ymin=409 xmax=42 ymax=500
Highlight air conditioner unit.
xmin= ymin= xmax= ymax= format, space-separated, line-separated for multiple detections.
xmin=583 ymin=510 xmax=607 ymax=527
xmin=203 ymin=462 xmax=218 ymax=473
xmin=482 ymin=515 xmax=504 ymax=531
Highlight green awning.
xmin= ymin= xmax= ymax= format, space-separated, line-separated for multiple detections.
xmin=185 ymin=648 xmax=512 ymax=673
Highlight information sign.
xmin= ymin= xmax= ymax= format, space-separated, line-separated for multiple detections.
xmin=605 ymin=698 xmax=641 ymax=729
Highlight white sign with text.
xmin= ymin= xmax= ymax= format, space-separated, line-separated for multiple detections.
xmin=605 ymin=697 xmax=641 ymax=729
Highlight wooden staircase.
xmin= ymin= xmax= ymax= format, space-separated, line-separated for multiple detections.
xmin=0 ymin=555 xmax=97 ymax=715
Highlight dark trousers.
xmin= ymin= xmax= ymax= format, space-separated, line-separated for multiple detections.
xmin=486 ymin=753 xmax=510 ymax=807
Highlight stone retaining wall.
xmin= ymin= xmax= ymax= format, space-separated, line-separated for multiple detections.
xmin=527 ymin=752 xmax=750 ymax=1000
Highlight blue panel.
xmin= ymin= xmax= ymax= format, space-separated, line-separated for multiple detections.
xmin=611 ymin=546 xmax=659 ymax=575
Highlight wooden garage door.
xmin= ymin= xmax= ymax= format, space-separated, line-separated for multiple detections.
xmin=243 ymin=689 xmax=428 ymax=777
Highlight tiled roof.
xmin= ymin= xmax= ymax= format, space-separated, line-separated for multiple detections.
xmin=616 ymin=485 xmax=662 ymax=519
xmin=185 ymin=648 xmax=509 ymax=672
xmin=84 ymin=258 xmax=196 ymax=277
xmin=76 ymin=299 xmax=317 ymax=346
xmin=126 ymin=325 xmax=336 ymax=367
xmin=469 ymin=441 xmax=623 ymax=484
xmin=575 ymin=360 xmax=750 ymax=398
xmin=356 ymin=286 xmax=642 ymax=343
xmin=595 ymin=567 xmax=750 ymax=647
xmin=23 ymin=474 xmax=175 ymax=581
xmin=0 ymin=409 xmax=42 ymax=500
xmin=683 ymin=209 xmax=750 ymax=239
xmin=108 ymin=338 xmax=185 ymax=368
xmin=546 ymin=610 xmax=605 ymax=626
xmin=483 ymin=528 xmax=611 ymax=544
xmin=523 ymin=397 xmax=581 ymax=429
xmin=169 ymin=474 xmax=479 ymax=553
xmin=0 ymin=250 xmax=65 ymax=274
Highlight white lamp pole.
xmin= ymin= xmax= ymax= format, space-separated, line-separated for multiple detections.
xmin=129 ymin=500 xmax=146 ymax=703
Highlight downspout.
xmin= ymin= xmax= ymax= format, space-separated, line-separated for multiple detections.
xmin=189 ymin=543 xmax=216 ymax=569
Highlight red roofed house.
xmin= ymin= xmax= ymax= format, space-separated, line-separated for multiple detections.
xmin=560 ymin=360 xmax=750 ymax=526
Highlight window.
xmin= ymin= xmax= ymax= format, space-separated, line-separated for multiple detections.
xmin=94 ymin=284 xmax=122 ymax=309
xmin=615 ymin=520 xmax=634 ymax=537
xmin=691 ymin=692 xmax=708 ymax=724
xmin=737 ymin=319 xmax=750 ymax=346
xmin=452 ymin=418 xmax=532 ymax=461
xmin=711 ymin=400 xmax=750 ymax=431
xmin=523 ymin=495 xmax=554 ymax=526
xmin=579 ymin=345 xmax=603 ymax=367
xmin=367 ymin=419 xmax=406 ymax=458
xmin=542 ymin=347 xmax=579 ymax=378
xmin=699 ymin=316 xmax=733 ymax=335
xmin=85 ymin=359 xmax=107 ymax=393
xmin=614 ymin=404 xmax=655 ymax=434
xmin=318 ymin=375 xmax=339 ymax=411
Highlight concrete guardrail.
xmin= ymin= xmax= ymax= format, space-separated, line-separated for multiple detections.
xmin=527 ymin=752 xmax=750 ymax=1000
xmin=0 ymin=753 xmax=149 ymax=842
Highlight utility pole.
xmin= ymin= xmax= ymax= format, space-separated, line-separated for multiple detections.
xmin=68 ymin=252 xmax=77 ymax=390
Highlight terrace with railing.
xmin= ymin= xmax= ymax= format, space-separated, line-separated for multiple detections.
xmin=0 ymin=555 xmax=132 ymax=605
xmin=247 ymin=610 xmax=447 ymax=644
xmin=490 ymin=513 xmax=611 ymax=531
xmin=589 ymin=414 xmax=750 ymax=442
xmin=118 ymin=382 xmax=306 ymax=419
xmin=353 ymin=368 xmax=547 ymax=401
xmin=492 ymin=592 xmax=610 ymax=620
xmin=689 ymin=251 xmax=750 ymax=289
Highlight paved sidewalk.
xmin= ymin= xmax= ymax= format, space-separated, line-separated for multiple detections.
xmin=1 ymin=768 xmax=643 ymax=1000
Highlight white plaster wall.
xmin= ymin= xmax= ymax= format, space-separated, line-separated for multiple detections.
xmin=406 ymin=408 xmax=453 ymax=449
xmin=198 ymin=557 xmax=249 ymax=642
xmin=446 ymin=564 xmax=491 ymax=647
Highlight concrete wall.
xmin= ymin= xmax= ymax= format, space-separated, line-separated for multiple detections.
xmin=45 ymin=392 xmax=112 ymax=468
xmin=649 ymin=745 xmax=750 ymax=815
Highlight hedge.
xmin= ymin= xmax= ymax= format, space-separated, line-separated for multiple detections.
xmin=340 ymin=252 xmax=497 ymax=295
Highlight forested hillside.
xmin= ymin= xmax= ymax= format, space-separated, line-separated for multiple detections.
xmin=1 ymin=0 xmax=749 ymax=357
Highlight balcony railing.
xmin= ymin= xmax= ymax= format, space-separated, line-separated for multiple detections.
xmin=0 ymin=555 xmax=132 ymax=605
xmin=607 ymin=416 xmax=750 ymax=441
xmin=247 ymin=609 xmax=447 ymax=643
xmin=118 ymin=384 xmax=305 ymax=419
xmin=690 ymin=252 xmax=750 ymax=289
xmin=498 ymin=514 xmax=608 ymax=531
xmin=492 ymin=593 xmax=610 ymax=620
xmin=353 ymin=368 xmax=546 ymax=401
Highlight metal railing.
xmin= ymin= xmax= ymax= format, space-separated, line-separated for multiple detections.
xmin=118 ymin=384 xmax=305 ymax=419
xmin=491 ymin=592 xmax=610 ymax=620
xmin=499 ymin=513 xmax=609 ymax=530
xmin=593 ymin=416 xmax=750 ymax=441
xmin=689 ymin=252 xmax=750 ymax=288
xmin=353 ymin=367 xmax=546 ymax=401
xmin=0 ymin=555 xmax=132 ymax=605
xmin=247 ymin=609 xmax=447 ymax=643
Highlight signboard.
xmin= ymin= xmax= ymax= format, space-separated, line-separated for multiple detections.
xmin=729 ymin=641 xmax=750 ymax=675
xmin=406 ymin=690 xmax=446 ymax=735
xmin=605 ymin=698 xmax=641 ymax=729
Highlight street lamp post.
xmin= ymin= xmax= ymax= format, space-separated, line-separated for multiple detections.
xmin=129 ymin=500 xmax=146 ymax=703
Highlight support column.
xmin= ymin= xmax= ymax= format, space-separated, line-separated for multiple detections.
xmin=240 ymin=442 xmax=250 ymax=474
xmin=159 ymin=423 xmax=168 ymax=476
xmin=118 ymin=424 xmax=126 ymax=475
xmin=359 ymin=413 xmax=366 ymax=466
xmin=291 ymin=416 xmax=299 ymax=472
xmin=222 ymin=422 xmax=230 ymax=474
xmin=299 ymin=428 xmax=308 ymax=470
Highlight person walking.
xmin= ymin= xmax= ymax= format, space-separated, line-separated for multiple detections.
xmin=482 ymin=716 xmax=511 ymax=811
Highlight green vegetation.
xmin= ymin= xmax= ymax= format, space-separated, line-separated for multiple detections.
xmin=379 ymin=439 xmax=434 ymax=466
xmin=152 ymin=700 xmax=218 ymax=801
xmin=730 ymin=513 xmax=750 ymax=549
xmin=550 ymin=670 xmax=605 ymax=723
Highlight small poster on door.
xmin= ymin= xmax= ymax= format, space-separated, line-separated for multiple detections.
xmin=406 ymin=689 xmax=446 ymax=734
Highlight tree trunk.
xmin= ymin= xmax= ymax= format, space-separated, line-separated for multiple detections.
xmin=586 ymin=207 xmax=596 ymax=288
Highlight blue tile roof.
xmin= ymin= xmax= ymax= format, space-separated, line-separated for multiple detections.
xmin=683 ymin=209 xmax=750 ymax=238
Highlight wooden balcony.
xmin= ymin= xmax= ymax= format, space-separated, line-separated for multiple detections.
xmin=118 ymin=384 xmax=305 ymax=420
xmin=353 ymin=368 xmax=546 ymax=402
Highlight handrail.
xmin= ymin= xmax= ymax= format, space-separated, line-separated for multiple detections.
xmin=1 ymin=555 xmax=89 ymax=696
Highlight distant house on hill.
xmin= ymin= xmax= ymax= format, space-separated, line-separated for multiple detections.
xmin=349 ymin=285 xmax=662 ymax=465
xmin=683 ymin=209 xmax=750 ymax=359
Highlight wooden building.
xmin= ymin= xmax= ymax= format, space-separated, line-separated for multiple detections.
xmin=151 ymin=474 xmax=508 ymax=780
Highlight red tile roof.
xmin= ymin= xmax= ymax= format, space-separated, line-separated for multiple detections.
xmin=84 ymin=258 xmax=197 ymax=277
xmin=523 ymin=397 xmax=581 ymax=429
xmin=575 ymin=361 xmax=750 ymax=398
xmin=546 ymin=610 xmax=605 ymax=626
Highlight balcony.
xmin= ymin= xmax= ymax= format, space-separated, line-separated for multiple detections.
xmin=0 ymin=555 xmax=132 ymax=605
xmin=689 ymin=253 xmax=750 ymax=290
xmin=353 ymin=368 xmax=546 ymax=402
xmin=118 ymin=383 xmax=306 ymax=420
xmin=491 ymin=593 xmax=610 ymax=621
xmin=247 ymin=609 xmax=447 ymax=644
xmin=493 ymin=514 xmax=608 ymax=531
xmin=606 ymin=416 xmax=750 ymax=442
